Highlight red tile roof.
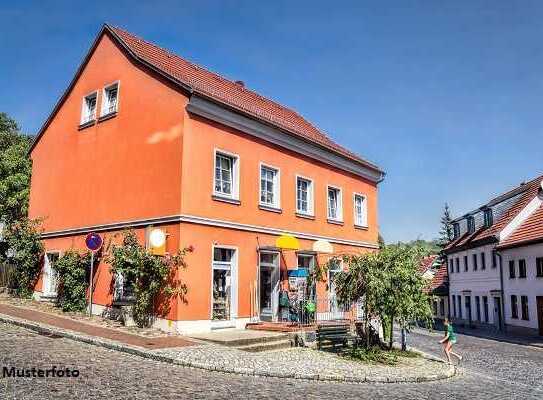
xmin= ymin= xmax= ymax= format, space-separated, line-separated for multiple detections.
xmin=428 ymin=261 xmax=448 ymax=295
xmin=418 ymin=255 xmax=438 ymax=274
xmin=498 ymin=203 xmax=543 ymax=249
xmin=445 ymin=174 xmax=543 ymax=252
xmin=106 ymin=25 xmax=383 ymax=175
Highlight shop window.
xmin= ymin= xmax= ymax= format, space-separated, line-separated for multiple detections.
xmin=212 ymin=247 xmax=235 ymax=320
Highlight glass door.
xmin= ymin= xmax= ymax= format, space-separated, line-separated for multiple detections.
xmin=212 ymin=247 xmax=236 ymax=326
xmin=43 ymin=252 xmax=59 ymax=297
xmin=328 ymin=258 xmax=343 ymax=319
xmin=259 ymin=252 xmax=279 ymax=321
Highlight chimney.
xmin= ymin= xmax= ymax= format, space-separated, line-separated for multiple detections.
xmin=234 ymin=80 xmax=245 ymax=88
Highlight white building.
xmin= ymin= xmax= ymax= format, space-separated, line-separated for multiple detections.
xmin=445 ymin=174 xmax=543 ymax=336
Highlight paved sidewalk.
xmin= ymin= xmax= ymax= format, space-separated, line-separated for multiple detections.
xmin=0 ymin=304 xmax=454 ymax=383
xmin=0 ymin=303 xmax=194 ymax=349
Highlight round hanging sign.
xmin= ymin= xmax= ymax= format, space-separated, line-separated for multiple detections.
xmin=85 ymin=232 xmax=103 ymax=252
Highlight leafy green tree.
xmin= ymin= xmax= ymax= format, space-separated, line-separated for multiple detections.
xmin=3 ymin=218 xmax=44 ymax=298
xmin=334 ymin=245 xmax=432 ymax=349
xmin=0 ymin=113 xmax=33 ymax=225
xmin=438 ymin=203 xmax=453 ymax=249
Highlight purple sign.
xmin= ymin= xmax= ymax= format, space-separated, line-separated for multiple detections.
xmin=85 ymin=232 xmax=103 ymax=252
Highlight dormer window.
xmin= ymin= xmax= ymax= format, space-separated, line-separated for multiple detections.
xmin=101 ymin=82 xmax=119 ymax=117
xmin=80 ymin=91 xmax=97 ymax=125
xmin=453 ymin=223 xmax=460 ymax=239
xmin=467 ymin=216 xmax=475 ymax=234
xmin=483 ymin=209 xmax=493 ymax=227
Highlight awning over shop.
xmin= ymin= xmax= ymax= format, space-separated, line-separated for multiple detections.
xmin=312 ymin=239 xmax=333 ymax=254
xmin=276 ymin=234 xmax=300 ymax=250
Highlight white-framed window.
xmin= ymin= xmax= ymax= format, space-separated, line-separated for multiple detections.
xmin=212 ymin=246 xmax=237 ymax=321
xmin=296 ymin=176 xmax=314 ymax=215
xmin=101 ymin=82 xmax=119 ymax=116
xmin=260 ymin=164 xmax=280 ymax=208
xmin=353 ymin=193 xmax=368 ymax=227
xmin=327 ymin=186 xmax=343 ymax=221
xmin=213 ymin=149 xmax=239 ymax=200
xmin=80 ymin=91 xmax=98 ymax=125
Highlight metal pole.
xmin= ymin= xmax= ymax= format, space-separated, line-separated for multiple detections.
xmin=89 ymin=251 xmax=94 ymax=317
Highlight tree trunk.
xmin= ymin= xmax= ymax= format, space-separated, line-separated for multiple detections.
xmin=389 ymin=315 xmax=394 ymax=349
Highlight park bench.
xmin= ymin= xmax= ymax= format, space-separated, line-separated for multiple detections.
xmin=316 ymin=323 xmax=354 ymax=351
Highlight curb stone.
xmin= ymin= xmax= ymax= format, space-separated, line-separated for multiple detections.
xmin=0 ymin=313 xmax=455 ymax=383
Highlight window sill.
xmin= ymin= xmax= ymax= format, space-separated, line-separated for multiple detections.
xmin=296 ymin=212 xmax=315 ymax=220
xmin=98 ymin=111 xmax=117 ymax=123
xmin=259 ymin=204 xmax=282 ymax=214
xmin=327 ymin=219 xmax=344 ymax=226
xmin=354 ymin=224 xmax=368 ymax=230
xmin=78 ymin=120 xmax=96 ymax=130
xmin=212 ymin=195 xmax=241 ymax=205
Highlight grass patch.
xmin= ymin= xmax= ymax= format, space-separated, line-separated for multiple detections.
xmin=344 ymin=346 xmax=419 ymax=365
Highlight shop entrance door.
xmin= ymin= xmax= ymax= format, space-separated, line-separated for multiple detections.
xmin=259 ymin=252 xmax=279 ymax=322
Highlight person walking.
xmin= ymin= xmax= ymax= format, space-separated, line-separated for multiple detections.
xmin=439 ymin=318 xmax=463 ymax=364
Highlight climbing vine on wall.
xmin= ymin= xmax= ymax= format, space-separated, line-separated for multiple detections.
xmin=106 ymin=230 xmax=192 ymax=328
xmin=55 ymin=250 xmax=92 ymax=312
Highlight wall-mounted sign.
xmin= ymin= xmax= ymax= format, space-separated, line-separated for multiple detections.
xmin=148 ymin=228 xmax=166 ymax=256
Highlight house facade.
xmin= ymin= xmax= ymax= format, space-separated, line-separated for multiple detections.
xmin=419 ymin=255 xmax=449 ymax=325
xmin=445 ymin=175 xmax=543 ymax=336
xmin=28 ymin=25 xmax=384 ymax=333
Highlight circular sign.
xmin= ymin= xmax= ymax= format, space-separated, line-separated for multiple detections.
xmin=85 ymin=232 xmax=103 ymax=252
xmin=149 ymin=228 xmax=166 ymax=248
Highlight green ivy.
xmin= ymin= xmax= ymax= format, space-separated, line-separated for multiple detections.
xmin=106 ymin=230 xmax=192 ymax=328
xmin=3 ymin=218 xmax=44 ymax=298
xmin=55 ymin=250 xmax=91 ymax=312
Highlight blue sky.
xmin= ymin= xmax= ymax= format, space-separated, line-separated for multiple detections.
xmin=1 ymin=1 xmax=542 ymax=243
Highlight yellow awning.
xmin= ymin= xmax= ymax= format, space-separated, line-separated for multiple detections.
xmin=275 ymin=234 xmax=300 ymax=250
xmin=312 ymin=239 xmax=333 ymax=254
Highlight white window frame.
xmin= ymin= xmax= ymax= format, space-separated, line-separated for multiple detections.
xmin=295 ymin=175 xmax=314 ymax=216
xmin=210 ymin=245 xmax=238 ymax=324
xmin=327 ymin=185 xmax=343 ymax=222
xmin=80 ymin=90 xmax=98 ymax=125
xmin=213 ymin=149 xmax=240 ymax=200
xmin=101 ymin=81 xmax=120 ymax=117
xmin=353 ymin=192 xmax=368 ymax=227
xmin=259 ymin=162 xmax=281 ymax=209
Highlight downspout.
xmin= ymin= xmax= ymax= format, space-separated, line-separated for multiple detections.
xmin=496 ymin=250 xmax=506 ymax=332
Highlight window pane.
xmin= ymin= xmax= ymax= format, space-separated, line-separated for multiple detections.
xmin=214 ymin=248 xmax=233 ymax=262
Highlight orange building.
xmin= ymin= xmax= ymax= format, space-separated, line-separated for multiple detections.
xmin=28 ymin=24 xmax=385 ymax=333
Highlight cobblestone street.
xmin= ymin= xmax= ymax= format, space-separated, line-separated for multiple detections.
xmin=1 ymin=323 xmax=542 ymax=399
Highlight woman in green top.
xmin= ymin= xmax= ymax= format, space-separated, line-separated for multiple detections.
xmin=439 ymin=318 xmax=463 ymax=364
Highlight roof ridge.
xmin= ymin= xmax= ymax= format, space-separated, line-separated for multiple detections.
xmin=107 ymin=24 xmax=335 ymax=143
xmin=105 ymin=25 xmax=386 ymax=173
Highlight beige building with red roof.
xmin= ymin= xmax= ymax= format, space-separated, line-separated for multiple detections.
xmin=444 ymin=174 xmax=543 ymax=337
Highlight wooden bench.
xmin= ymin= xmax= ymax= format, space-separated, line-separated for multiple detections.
xmin=316 ymin=323 xmax=353 ymax=351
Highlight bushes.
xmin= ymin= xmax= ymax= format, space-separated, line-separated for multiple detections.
xmin=55 ymin=251 xmax=91 ymax=312
xmin=3 ymin=218 xmax=44 ymax=298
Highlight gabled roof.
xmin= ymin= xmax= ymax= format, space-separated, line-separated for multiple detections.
xmin=445 ymin=174 xmax=543 ymax=253
xmin=428 ymin=261 xmax=448 ymax=296
xmin=498 ymin=203 xmax=543 ymax=249
xmin=30 ymin=24 xmax=384 ymax=180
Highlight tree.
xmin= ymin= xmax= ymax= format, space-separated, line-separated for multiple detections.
xmin=0 ymin=113 xmax=33 ymax=225
xmin=334 ymin=244 xmax=433 ymax=349
xmin=438 ymin=203 xmax=453 ymax=249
